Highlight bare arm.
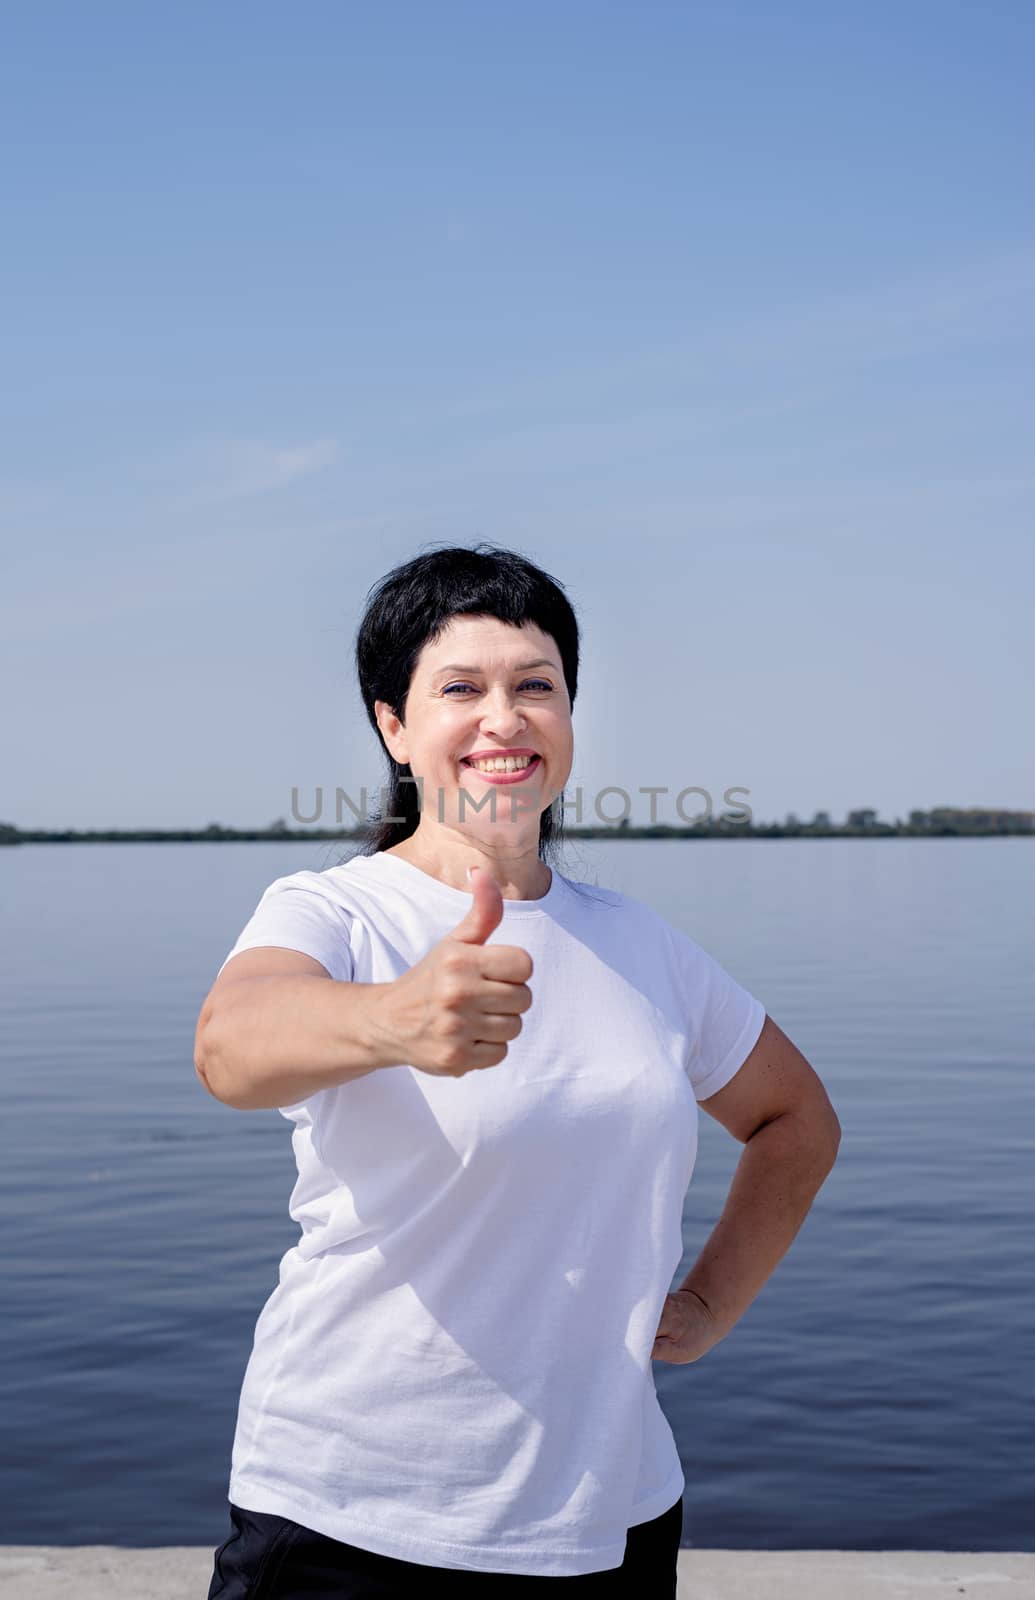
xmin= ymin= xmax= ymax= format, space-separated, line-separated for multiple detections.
xmin=677 ymin=1108 xmax=839 ymax=1335
xmin=684 ymin=1013 xmax=841 ymax=1334
xmin=194 ymin=948 xmax=398 ymax=1111
xmin=195 ymin=875 xmax=534 ymax=1111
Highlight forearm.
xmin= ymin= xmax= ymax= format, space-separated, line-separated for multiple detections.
xmin=196 ymin=976 xmax=402 ymax=1110
xmin=679 ymin=1112 xmax=840 ymax=1335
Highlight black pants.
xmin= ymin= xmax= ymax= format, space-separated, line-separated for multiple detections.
xmin=207 ymin=1496 xmax=683 ymax=1598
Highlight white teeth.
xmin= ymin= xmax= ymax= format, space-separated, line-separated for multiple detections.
xmin=465 ymin=755 xmax=536 ymax=773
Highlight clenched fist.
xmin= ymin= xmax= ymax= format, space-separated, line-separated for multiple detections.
xmin=371 ymin=864 xmax=534 ymax=1078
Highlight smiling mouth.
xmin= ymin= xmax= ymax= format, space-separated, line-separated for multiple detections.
xmin=460 ymin=755 xmax=542 ymax=774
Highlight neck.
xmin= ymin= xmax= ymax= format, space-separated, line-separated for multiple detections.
xmin=390 ymin=826 xmax=550 ymax=900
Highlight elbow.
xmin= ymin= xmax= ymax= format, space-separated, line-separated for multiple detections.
xmin=194 ymin=1004 xmax=226 ymax=1104
xmin=822 ymin=1107 xmax=843 ymax=1167
xmin=194 ymin=1037 xmax=219 ymax=1102
xmin=827 ymin=1091 xmax=844 ymax=1150
xmin=789 ymin=1096 xmax=842 ymax=1168
xmin=195 ymin=1050 xmax=217 ymax=1100
xmin=194 ymin=1007 xmax=253 ymax=1110
xmin=808 ymin=1079 xmax=843 ymax=1164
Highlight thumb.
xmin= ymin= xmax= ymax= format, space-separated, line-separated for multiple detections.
xmin=448 ymin=864 xmax=504 ymax=946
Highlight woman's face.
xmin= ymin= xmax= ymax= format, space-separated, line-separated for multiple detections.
xmin=374 ymin=613 xmax=573 ymax=846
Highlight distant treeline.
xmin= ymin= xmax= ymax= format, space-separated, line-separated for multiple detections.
xmin=2 ymin=808 xmax=1032 ymax=844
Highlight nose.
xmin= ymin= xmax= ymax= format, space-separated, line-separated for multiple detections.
xmin=480 ymin=687 xmax=527 ymax=738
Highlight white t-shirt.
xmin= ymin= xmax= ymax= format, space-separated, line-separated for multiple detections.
xmin=216 ymin=849 xmax=766 ymax=1577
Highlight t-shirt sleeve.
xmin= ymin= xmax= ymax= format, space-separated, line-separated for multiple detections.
xmin=217 ymin=872 xmax=355 ymax=983
xmin=668 ymin=926 xmax=766 ymax=1103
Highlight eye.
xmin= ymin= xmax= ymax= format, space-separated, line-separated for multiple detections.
xmin=442 ymin=679 xmax=554 ymax=696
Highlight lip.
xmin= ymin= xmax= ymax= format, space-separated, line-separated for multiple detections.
xmin=462 ymin=747 xmax=539 ymax=761
xmin=460 ymin=754 xmax=542 ymax=784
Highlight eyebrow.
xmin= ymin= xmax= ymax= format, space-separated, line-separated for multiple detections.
xmin=431 ymin=659 xmax=559 ymax=679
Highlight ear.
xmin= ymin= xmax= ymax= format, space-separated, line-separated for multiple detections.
xmin=374 ymin=699 xmax=409 ymax=766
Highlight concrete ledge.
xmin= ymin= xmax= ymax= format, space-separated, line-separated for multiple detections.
xmin=0 ymin=1546 xmax=1032 ymax=1598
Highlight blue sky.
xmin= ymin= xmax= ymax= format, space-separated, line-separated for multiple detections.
xmin=2 ymin=1 xmax=1032 ymax=830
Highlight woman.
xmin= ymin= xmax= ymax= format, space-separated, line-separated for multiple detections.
xmin=196 ymin=543 xmax=841 ymax=1596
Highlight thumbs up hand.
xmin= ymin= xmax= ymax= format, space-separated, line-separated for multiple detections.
xmin=371 ymin=865 xmax=535 ymax=1078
